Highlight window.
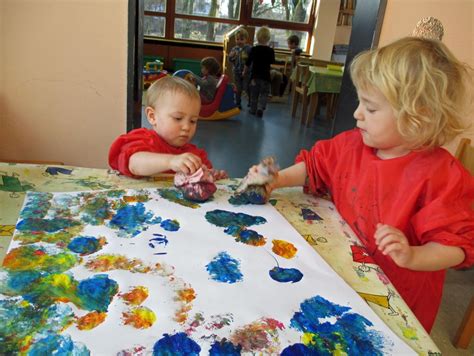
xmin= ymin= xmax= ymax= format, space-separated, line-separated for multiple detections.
xmin=144 ymin=0 xmax=315 ymax=49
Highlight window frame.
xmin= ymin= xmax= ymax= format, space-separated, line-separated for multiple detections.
xmin=144 ymin=0 xmax=317 ymax=49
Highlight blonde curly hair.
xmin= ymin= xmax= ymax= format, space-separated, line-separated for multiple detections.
xmin=350 ymin=37 xmax=472 ymax=149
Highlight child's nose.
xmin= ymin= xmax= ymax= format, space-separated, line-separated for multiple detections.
xmin=354 ymin=104 xmax=364 ymax=121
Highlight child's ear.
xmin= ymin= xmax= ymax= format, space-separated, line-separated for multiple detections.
xmin=145 ymin=106 xmax=157 ymax=125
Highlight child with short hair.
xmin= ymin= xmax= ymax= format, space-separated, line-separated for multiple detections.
xmin=109 ymin=76 xmax=221 ymax=177
xmin=246 ymin=37 xmax=474 ymax=332
xmin=287 ymin=34 xmax=303 ymax=71
xmin=191 ymin=57 xmax=221 ymax=104
xmin=245 ymin=26 xmax=275 ymax=118
xmin=228 ymin=28 xmax=252 ymax=109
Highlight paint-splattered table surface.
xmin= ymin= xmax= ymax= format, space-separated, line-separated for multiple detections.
xmin=0 ymin=163 xmax=440 ymax=354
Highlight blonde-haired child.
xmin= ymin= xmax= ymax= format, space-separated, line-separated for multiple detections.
xmin=244 ymin=26 xmax=275 ymax=118
xmin=247 ymin=37 xmax=474 ymax=332
xmin=229 ymin=28 xmax=252 ymax=108
xmin=109 ymin=76 xmax=217 ymax=177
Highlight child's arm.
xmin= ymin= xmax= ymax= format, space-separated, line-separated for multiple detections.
xmin=129 ymin=151 xmax=202 ymax=176
xmin=374 ymin=223 xmax=466 ymax=271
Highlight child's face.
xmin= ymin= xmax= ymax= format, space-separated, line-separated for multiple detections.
xmin=354 ymin=86 xmax=410 ymax=158
xmin=201 ymin=65 xmax=209 ymax=76
xmin=146 ymin=91 xmax=200 ymax=148
xmin=288 ymin=41 xmax=298 ymax=50
xmin=236 ymin=36 xmax=246 ymax=47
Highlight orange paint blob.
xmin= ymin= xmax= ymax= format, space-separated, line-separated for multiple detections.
xmin=272 ymin=240 xmax=297 ymax=259
xmin=77 ymin=311 xmax=107 ymax=330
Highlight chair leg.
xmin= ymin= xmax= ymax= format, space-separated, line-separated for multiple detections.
xmin=453 ymin=296 xmax=474 ymax=349
xmin=291 ymin=92 xmax=299 ymax=118
xmin=307 ymin=93 xmax=319 ymax=127
xmin=300 ymin=93 xmax=308 ymax=125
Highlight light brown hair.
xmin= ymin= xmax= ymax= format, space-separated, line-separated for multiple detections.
xmin=350 ymin=37 xmax=472 ymax=149
xmin=146 ymin=76 xmax=200 ymax=109
xmin=256 ymin=27 xmax=271 ymax=45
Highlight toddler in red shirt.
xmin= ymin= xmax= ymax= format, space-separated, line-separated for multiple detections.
xmin=109 ymin=76 xmax=225 ymax=178
xmin=246 ymin=37 xmax=474 ymax=332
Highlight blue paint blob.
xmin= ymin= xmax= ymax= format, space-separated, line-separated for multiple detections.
xmin=21 ymin=192 xmax=52 ymax=219
xmin=77 ymin=274 xmax=118 ymax=312
xmin=228 ymin=189 xmax=267 ymax=205
xmin=67 ymin=236 xmax=102 ymax=255
xmin=236 ymin=229 xmax=265 ymax=245
xmin=281 ymin=343 xmax=319 ymax=355
xmin=28 ymin=334 xmax=89 ymax=356
xmin=153 ymin=332 xmax=201 ymax=355
xmin=160 ymin=219 xmax=180 ymax=231
xmin=109 ymin=202 xmax=161 ymax=237
xmin=301 ymin=208 xmax=323 ymax=221
xmin=45 ymin=167 xmax=73 ymax=176
xmin=205 ymin=209 xmax=266 ymax=228
xmin=16 ymin=217 xmax=80 ymax=233
xmin=269 ymin=267 xmax=303 ymax=283
xmin=6 ymin=270 xmax=43 ymax=294
xmin=206 ymin=252 xmax=243 ymax=284
xmin=289 ymin=295 xmax=386 ymax=355
xmin=209 ymin=339 xmax=242 ymax=355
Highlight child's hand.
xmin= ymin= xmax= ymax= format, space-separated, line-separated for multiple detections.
xmin=374 ymin=223 xmax=414 ymax=268
xmin=170 ymin=153 xmax=202 ymax=175
xmin=229 ymin=50 xmax=236 ymax=58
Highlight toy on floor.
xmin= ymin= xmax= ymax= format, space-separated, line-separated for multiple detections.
xmin=143 ymin=69 xmax=168 ymax=90
xmin=230 ymin=157 xmax=279 ymax=205
xmin=173 ymin=69 xmax=240 ymax=120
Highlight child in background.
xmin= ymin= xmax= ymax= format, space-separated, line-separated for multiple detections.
xmin=109 ymin=76 xmax=223 ymax=177
xmin=246 ymin=37 xmax=474 ymax=332
xmin=191 ymin=57 xmax=221 ymax=104
xmin=228 ymin=28 xmax=252 ymax=109
xmin=244 ymin=26 xmax=275 ymax=118
xmin=287 ymin=34 xmax=303 ymax=71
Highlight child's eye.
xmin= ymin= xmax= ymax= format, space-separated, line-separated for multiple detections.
xmin=190 ymin=120 xmax=197 ymax=125
xmin=367 ymin=108 xmax=376 ymax=113
xmin=174 ymin=117 xmax=182 ymax=121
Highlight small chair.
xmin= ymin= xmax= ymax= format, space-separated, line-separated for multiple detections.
xmin=453 ymin=296 xmax=474 ymax=349
xmin=452 ymin=138 xmax=474 ymax=349
xmin=455 ymin=138 xmax=474 ymax=175
xmin=290 ymin=63 xmax=310 ymax=124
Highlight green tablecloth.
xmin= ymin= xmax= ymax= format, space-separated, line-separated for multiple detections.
xmin=306 ymin=66 xmax=343 ymax=95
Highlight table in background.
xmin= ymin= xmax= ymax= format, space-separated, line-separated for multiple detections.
xmin=0 ymin=163 xmax=440 ymax=354
xmin=305 ymin=66 xmax=343 ymax=126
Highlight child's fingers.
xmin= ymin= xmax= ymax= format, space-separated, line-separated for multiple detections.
xmin=380 ymin=241 xmax=405 ymax=256
xmin=376 ymin=234 xmax=402 ymax=254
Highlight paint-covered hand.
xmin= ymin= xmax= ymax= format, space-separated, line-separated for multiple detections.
xmin=374 ymin=223 xmax=414 ymax=268
xmin=170 ymin=153 xmax=202 ymax=175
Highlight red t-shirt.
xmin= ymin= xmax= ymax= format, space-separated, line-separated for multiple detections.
xmin=296 ymin=129 xmax=474 ymax=332
xmin=109 ymin=128 xmax=212 ymax=177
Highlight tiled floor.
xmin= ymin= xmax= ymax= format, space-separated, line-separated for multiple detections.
xmin=142 ymin=95 xmax=474 ymax=354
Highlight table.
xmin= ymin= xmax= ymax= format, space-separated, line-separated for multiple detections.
xmin=305 ymin=66 xmax=343 ymax=126
xmin=0 ymin=163 xmax=440 ymax=354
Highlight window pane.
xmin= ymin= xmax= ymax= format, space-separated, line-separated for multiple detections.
xmin=175 ymin=0 xmax=240 ymax=20
xmin=144 ymin=16 xmax=166 ymax=37
xmin=255 ymin=27 xmax=308 ymax=51
xmin=144 ymin=0 xmax=166 ymax=12
xmin=174 ymin=19 xmax=234 ymax=42
xmin=252 ymin=0 xmax=312 ymax=24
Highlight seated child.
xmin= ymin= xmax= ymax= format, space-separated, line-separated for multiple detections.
xmin=109 ymin=76 xmax=225 ymax=178
xmin=287 ymin=34 xmax=303 ymax=71
xmin=228 ymin=28 xmax=252 ymax=108
xmin=191 ymin=57 xmax=221 ymax=104
xmin=245 ymin=37 xmax=474 ymax=332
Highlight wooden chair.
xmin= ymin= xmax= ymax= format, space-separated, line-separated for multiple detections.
xmin=290 ymin=63 xmax=311 ymax=124
xmin=453 ymin=296 xmax=474 ymax=349
xmin=455 ymin=138 xmax=474 ymax=175
xmin=452 ymin=138 xmax=474 ymax=349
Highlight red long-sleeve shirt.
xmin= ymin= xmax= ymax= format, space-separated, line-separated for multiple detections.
xmin=109 ymin=128 xmax=212 ymax=177
xmin=296 ymin=129 xmax=474 ymax=332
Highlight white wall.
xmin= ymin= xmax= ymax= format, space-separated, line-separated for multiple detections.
xmin=0 ymin=0 xmax=128 ymax=168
